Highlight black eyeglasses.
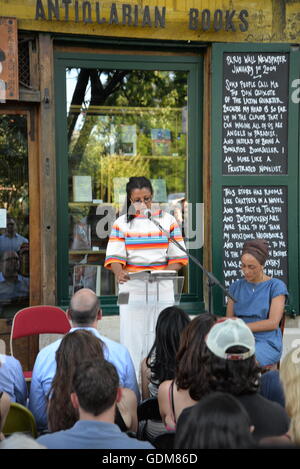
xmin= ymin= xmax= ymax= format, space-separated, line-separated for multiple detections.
xmin=131 ymin=196 xmax=152 ymax=204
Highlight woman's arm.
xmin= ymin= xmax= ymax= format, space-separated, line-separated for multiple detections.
xmin=226 ymin=298 xmax=235 ymax=317
xmin=164 ymin=263 xmax=183 ymax=272
xmin=0 ymin=392 xmax=10 ymax=440
xmin=247 ymin=295 xmax=285 ymax=333
xmin=140 ymin=358 xmax=151 ymax=400
xmin=157 ymin=380 xmax=173 ymax=428
xmin=110 ymin=263 xmax=130 ymax=283
xmin=117 ymin=388 xmax=138 ymax=433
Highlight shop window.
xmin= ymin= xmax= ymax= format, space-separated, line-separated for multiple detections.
xmin=66 ymin=68 xmax=188 ymax=297
xmin=0 ymin=114 xmax=30 ymax=318
xmin=55 ymin=52 xmax=203 ymax=314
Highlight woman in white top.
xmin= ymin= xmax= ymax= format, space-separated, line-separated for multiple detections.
xmin=105 ymin=177 xmax=188 ymax=376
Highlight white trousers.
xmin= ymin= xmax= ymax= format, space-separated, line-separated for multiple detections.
xmin=118 ymin=278 xmax=174 ymax=380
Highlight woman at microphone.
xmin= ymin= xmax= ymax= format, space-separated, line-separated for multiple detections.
xmin=226 ymin=238 xmax=288 ymax=368
xmin=104 ymin=176 xmax=188 ymax=377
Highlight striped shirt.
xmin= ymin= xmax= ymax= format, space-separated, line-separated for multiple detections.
xmin=104 ymin=211 xmax=188 ymax=272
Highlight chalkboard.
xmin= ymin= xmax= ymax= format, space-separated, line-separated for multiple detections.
xmin=223 ymin=186 xmax=288 ymax=288
xmin=222 ymin=53 xmax=289 ymax=175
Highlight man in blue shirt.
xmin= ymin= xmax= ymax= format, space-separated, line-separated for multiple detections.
xmin=29 ymin=288 xmax=139 ymax=431
xmin=0 ymin=250 xmax=29 ymax=316
xmin=37 ymin=360 xmax=152 ymax=449
xmin=0 ymin=354 xmax=27 ymax=404
xmin=0 ymin=217 xmax=28 ymax=253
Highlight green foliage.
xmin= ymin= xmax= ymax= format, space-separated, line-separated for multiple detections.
xmin=0 ymin=115 xmax=29 ymax=235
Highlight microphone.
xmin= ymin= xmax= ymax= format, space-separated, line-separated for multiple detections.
xmin=144 ymin=209 xmax=152 ymax=219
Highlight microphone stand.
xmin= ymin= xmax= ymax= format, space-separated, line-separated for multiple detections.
xmin=146 ymin=211 xmax=236 ymax=314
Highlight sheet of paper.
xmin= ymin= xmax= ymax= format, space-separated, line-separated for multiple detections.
xmin=73 ymin=175 xmax=92 ymax=202
xmin=0 ymin=209 xmax=7 ymax=228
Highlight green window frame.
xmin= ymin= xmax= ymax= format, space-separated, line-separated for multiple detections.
xmin=54 ymin=49 xmax=204 ymax=315
xmin=211 ymin=43 xmax=300 ymax=315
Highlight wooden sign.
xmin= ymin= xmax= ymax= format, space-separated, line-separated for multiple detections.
xmin=0 ymin=17 xmax=19 ymax=101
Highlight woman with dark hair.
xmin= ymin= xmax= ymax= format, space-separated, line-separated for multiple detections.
xmin=105 ymin=176 xmax=188 ymax=375
xmin=47 ymin=330 xmax=138 ymax=433
xmin=140 ymin=306 xmax=191 ymax=400
xmin=226 ymin=238 xmax=288 ymax=367
xmin=157 ymin=313 xmax=216 ymax=430
xmin=175 ymin=392 xmax=255 ymax=449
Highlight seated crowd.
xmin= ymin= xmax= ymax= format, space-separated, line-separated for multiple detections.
xmin=0 ymin=288 xmax=300 ymax=449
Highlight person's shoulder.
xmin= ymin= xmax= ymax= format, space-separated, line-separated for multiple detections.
xmin=260 ymin=369 xmax=280 ymax=383
xmin=113 ymin=214 xmax=127 ymax=226
xmin=16 ymin=233 xmax=28 ymax=241
xmin=0 ymin=354 xmax=22 ymax=369
xmin=125 ymin=437 xmax=154 ymax=449
xmin=176 ymin=402 xmax=193 ymax=427
xmin=161 ymin=211 xmax=177 ymax=224
xmin=158 ymin=379 xmax=172 ymax=395
xmin=35 ymin=338 xmax=62 ymax=362
xmin=229 ymin=278 xmax=245 ymax=291
xmin=100 ymin=334 xmax=130 ymax=356
xmin=269 ymin=278 xmax=288 ymax=295
xmin=37 ymin=430 xmax=63 ymax=446
xmin=270 ymin=278 xmax=287 ymax=288
xmin=245 ymin=392 xmax=287 ymax=414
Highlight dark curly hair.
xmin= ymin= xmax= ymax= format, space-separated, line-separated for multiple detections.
xmin=175 ymin=392 xmax=255 ymax=449
xmin=201 ymin=345 xmax=261 ymax=396
xmin=146 ymin=306 xmax=190 ymax=385
xmin=175 ymin=313 xmax=217 ymax=401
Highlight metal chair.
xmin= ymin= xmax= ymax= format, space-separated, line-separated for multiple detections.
xmin=10 ymin=305 xmax=71 ymax=380
xmin=2 ymin=402 xmax=38 ymax=438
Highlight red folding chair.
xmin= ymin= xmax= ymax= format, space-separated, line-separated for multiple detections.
xmin=10 ymin=305 xmax=71 ymax=380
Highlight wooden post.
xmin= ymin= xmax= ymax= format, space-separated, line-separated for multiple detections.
xmin=203 ymin=46 xmax=212 ymax=311
xmin=38 ymin=33 xmax=57 ymax=305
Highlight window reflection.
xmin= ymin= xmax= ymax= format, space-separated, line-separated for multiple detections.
xmin=0 ymin=114 xmax=30 ymax=317
xmin=66 ymin=69 xmax=188 ymax=297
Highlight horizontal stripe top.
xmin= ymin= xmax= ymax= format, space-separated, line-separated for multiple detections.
xmin=104 ymin=211 xmax=188 ymax=272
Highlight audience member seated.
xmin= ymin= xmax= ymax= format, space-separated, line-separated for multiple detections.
xmin=139 ymin=306 xmax=190 ymax=443
xmin=37 ymin=360 xmax=154 ymax=449
xmin=0 ymin=354 xmax=27 ymax=405
xmin=48 ymin=329 xmax=137 ymax=434
xmin=226 ymin=238 xmax=288 ymax=368
xmin=158 ymin=313 xmax=216 ymax=430
xmin=29 ymin=288 xmax=139 ymax=431
xmin=0 ymin=390 xmax=10 ymax=441
xmin=0 ymin=216 xmax=28 ymax=253
xmin=140 ymin=306 xmax=190 ymax=400
xmin=0 ymin=432 xmax=46 ymax=449
xmin=0 ymin=250 xmax=29 ymax=315
xmin=178 ymin=318 xmax=290 ymax=442
xmin=259 ymin=369 xmax=285 ymax=407
xmin=175 ymin=392 xmax=256 ymax=449
xmin=276 ymin=346 xmax=300 ymax=445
